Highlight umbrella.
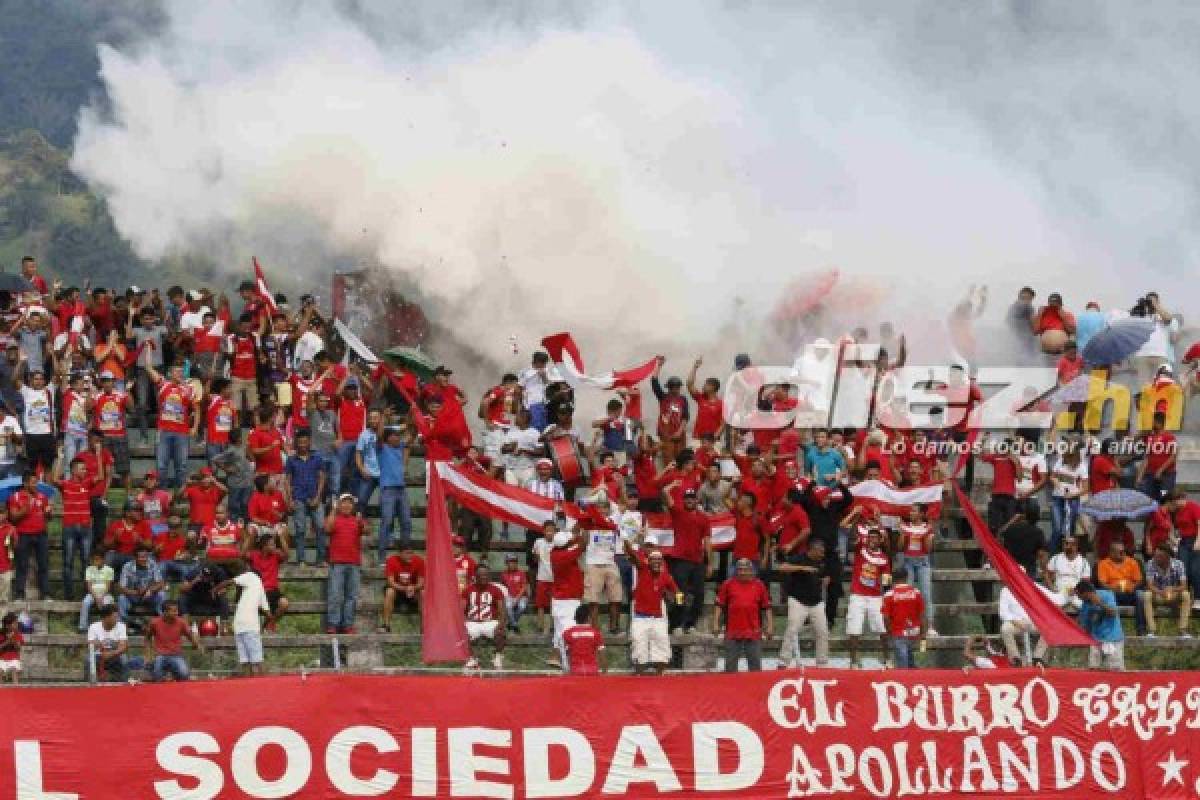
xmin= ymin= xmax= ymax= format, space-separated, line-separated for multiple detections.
xmin=0 ymin=476 xmax=56 ymax=502
xmin=1082 ymin=317 xmax=1155 ymax=366
xmin=1081 ymin=488 xmax=1157 ymax=521
xmin=384 ymin=346 xmax=437 ymax=382
xmin=0 ymin=273 xmax=33 ymax=293
xmin=1046 ymin=374 xmax=1095 ymax=405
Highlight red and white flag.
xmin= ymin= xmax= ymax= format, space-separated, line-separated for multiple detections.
xmin=252 ymin=257 xmax=280 ymax=315
xmin=644 ymin=511 xmax=737 ymax=551
xmin=541 ymin=332 xmax=657 ymax=390
xmin=849 ymin=479 xmax=944 ymax=519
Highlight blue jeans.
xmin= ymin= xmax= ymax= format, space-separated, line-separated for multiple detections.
xmin=292 ymin=503 xmax=325 ymax=564
xmin=12 ymin=532 xmax=48 ymax=600
xmin=151 ymin=654 xmax=190 ymax=681
xmin=356 ymin=475 xmax=378 ymax=509
xmin=227 ymin=487 xmax=251 ymax=522
xmin=616 ymin=554 xmax=634 ymax=600
xmin=63 ymin=433 xmax=88 ymax=466
xmin=61 ymin=525 xmax=92 ymax=599
xmin=90 ymin=653 xmax=129 ymax=682
xmin=206 ymin=443 xmax=229 ymax=465
xmin=1179 ymin=537 xmax=1200 ymax=599
xmin=1049 ymin=496 xmax=1080 ymax=554
xmin=156 ymin=431 xmax=190 ymax=489
xmin=327 ymin=564 xmax=361 ymax=629
xmin=1139 ymin=471 xmax=1177 ymax=504
xmin=79 ymin=592 xmax=113 ymax=631
xmin=891 ymin=637 xmax=917 ymax=668
xmin=529 ymin=402 xmax=548 ymax=431
xmin=902 ymin=555 xmax=933 ymax=627
xmin=378 ymin=486 xmax=412 ymax=557
xmin=161 ymin=560 xmax=198 ymax=583
xmin=118 ymin=590 xmax=165 ymax=622
xmin=334 ymin=442 xmax=357 ymax=496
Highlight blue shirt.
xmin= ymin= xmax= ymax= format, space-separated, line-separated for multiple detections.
xmin=379 ymin=441 xmax=407 ymax=488
xmin=804 ymin=445 xmax=846 ymax=487
xmin=284 ymin=452 xmax=326 ymax=502
xmin=1078 ymin=589 xmax=1123 ymax=643
xmin=357 ymin=430 xmax=380 ymax=479
xmin=1074 ymin=310 xmax=1106 ymax=354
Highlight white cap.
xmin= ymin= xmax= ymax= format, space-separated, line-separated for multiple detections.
xmin=552 ymin=531 xmax=573 ymax=548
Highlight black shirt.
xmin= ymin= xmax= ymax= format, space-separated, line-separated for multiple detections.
xmin=783 ymin=553 xmax=828 ymax=606
xmin=1003 ymin=522 xmax=1045 ymax=566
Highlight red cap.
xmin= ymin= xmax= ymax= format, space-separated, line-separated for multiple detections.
xmin=199 ymin=467 xmax=213 ymax=477
xmin=145 ymin=470 xmax=159 ymax=479
xmin=1086 ymin=301 xmax=1099 ymax=310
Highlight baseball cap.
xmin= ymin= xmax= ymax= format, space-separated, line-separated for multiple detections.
xmin=337 ymin=493 xmax=356 ymax=503
xmin=433 ymin=365 xmax=453 ymax=376
xmin=536 ymin=458 xmax=553 ymax=468
xmin=99 ymin=370 xmax=114 ymax=380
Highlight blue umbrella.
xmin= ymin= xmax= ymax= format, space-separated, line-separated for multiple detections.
xmin=0 ymin=476 xmax=56 ymax=502
xmin=1081 ymin=317 xmax=1155 ymax=366
xmin=1081 ymin=488 xmax=1157 ymax=521
xmin=1047 ymin=374 xmax=1094 ymax=405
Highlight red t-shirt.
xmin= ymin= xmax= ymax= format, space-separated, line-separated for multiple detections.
xmin=228 ymin=334 xmax=259 ymax=380
xmin=58 ymin=479 xmax=95 ymax=526
xmin=667 ymin=507 xmax=711 ymax=564
xmin=183 ymin=484 xmax=223 ymax=526
xmin=206 ymin=397 xmax=235 ymax=445
xmin=550 ymin=545 xmax=584 ymax=600
xmin=201 ymin=521 xmax=243 ymax=560
xmin=690 ymin=391 xmax=724 ymax=438
xmin=736 ymin=476 xmax=773 ymax=514
xmin=93 ymin=391 xmax=128 ymax=437
xmin=851 ymin=547 xmax=891 ymax=597
xmin=656 ymin=393 xmax=687 ymax=439
xmin=248 ymin=490 xmax=287 ymax=524
xmin=1145 ymin=432 xmax=1178 ymax=474
xmin=732 ymin=512 xmax=764 ymax=561
xmin=695 ymin=446 xmax=719 ymax=472
xmin=338 ymin=399 xmax=367 ymax=442
xmin=1145 ymin=507 xmax=1173 ymax=551
xmin=0 ymin=524 xmax=14 ymax=571
xmin=1172 ymin=500 xmax=1200 ymax=540
xmin=7 ymin=491 xmax=48 ymax=535
xmin=328 ymin=515 xmax=364 ymax=564
xmin=247 ymin=428 xmax=285 ymax=474
xmin=1056 ymin=355 xmax=1084 ymax=384
xmin=982 ymin=454 xmax=1018 ymax=497
xmin=289 ymin=375 xmax=314 ymax=425
xmin=463 ymin=584 xmax=506 ymax=622
xmin=147 ymin=617 xmax=189 ymax=656
xmin=881 ymin=583 xmax=925 ymax=638
xmin=1089 ymin=455 xmax=1119 ymax=493
xmin=193 ymin=323 xmax=224 ymax=354
xmin=454 ymin=554 xmax=478 ymax=591
xmin=631 ymin=551 xmax=678 ymax=617
xmin=247 ymin=549 xmax=284 ymax=591
xmin=385 ymin=554 xmax=426 ymax=586
xmin=75 ymin=450 xmax=114 ymax=498
xmin=105 ymin=519 xmax=152 ymax=554
xmin=901 ymin=522 xmax=934 ymax=557
xmin=632 ymin=454 xmax=660 ymax=501
xmin=157 ymin=534 xmax=187 ymax=562
xmin=156 ymin=382 xmax=194 ymax=434
xmin=562 ymin=624 xmax=605 ymax=674
xmin=716 ymin=578 xmax=770 ymax=640
xmin=774 ymin=505 xmax=811 ymax=550
xmin=500 ymin=569 xmax=528 ymax=599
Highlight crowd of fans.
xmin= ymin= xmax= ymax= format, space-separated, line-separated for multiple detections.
xmin=0 ymin=258 xmax=1194 ymax=680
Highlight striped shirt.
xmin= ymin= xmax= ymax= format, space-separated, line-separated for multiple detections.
xmin=525 ymin=478 xmax=564 ymax=503
xmin=1146 ymin=558 xmax=1187 ymax=591
xmin=59 ymin=479 xmax=94 ymax=527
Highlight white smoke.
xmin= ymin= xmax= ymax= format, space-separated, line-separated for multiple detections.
xmin=72 ymin=0 xmax=1195 ymax=390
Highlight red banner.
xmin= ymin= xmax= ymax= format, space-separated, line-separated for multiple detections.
xmin=4 ymin=670 xmax=1200 ymax=799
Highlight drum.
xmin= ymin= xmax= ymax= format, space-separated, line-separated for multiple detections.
xmin=1040 ymin=329 xmax=1068 ymax=354
xmin=546 ymin=436 xmax=590 ymax=487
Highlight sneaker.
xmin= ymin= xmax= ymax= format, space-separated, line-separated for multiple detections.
xmin=1146 ymin=632 xmax=1157 ymax=639
xmin=1182 ymin=633 xmax=1194 ymax=640
xmin=926 ymin=628 xmax=939 ymax=637
xmin=464 ymin=657 xmax=480 ymax=673
xmin=325 ymin=627 xmax=337 ymax=634
xmin=492 ymin=654 xmax=504 ymax=670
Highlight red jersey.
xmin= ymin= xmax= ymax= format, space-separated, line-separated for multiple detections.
xmin=562 ymin=624 xmax=605 ymax=674
xmin=248 ymin=490 xmax=287 ymax=525
xmin=482 ymin=385 xmax=515 ymax=427
xmin=667 ymin=507 xmax=711 ymax=563
xmin=201 ymin=521 xmax=243 ymax=560
xmin=632 ymin=454 xmax=660 ymax=501
xmin=156 ymin=382 xmax=194 ymax=434
xmin=327 ymin=515 xmax=364 ymax=564
xmin=500 ymin=569 xmax=528 ymax=599
xmin=694 ymin=445 xmax=719 ymax=472
xmin=656 ymin=393 xmax=687 ymax=439
xmin=319 ymin=364 xmax=348 ymax=403
xmin=93 ymin=391 xmax=128 ymax=437
xmin=1056 ymin=355 xmax=1084 ymax=384
xmin=591 ymin=465 xmax=625 ymax=500
xmin=385 ymin=554 xmax=426 ymax=586
xmin=156 ymin=534 xmax=187 ymax=562
xmin=247 ymin=549 xmax=284 ymax=591
xmin=182 ymin=484 xmax=223 ymax=526
xmin=982 ymin=453 xmax=1018 ymax=496
xmin=1145 ymin=507 xmax=1173 ymax=551
xmin=1172 ymin=500 xmax=1200 ymax=540
xmin=736 ymin=476 xmax=773 ymax=513
xmin=58 ymin=479 xmax=94 ymax=526
xmin=7 ymin=490 xmax=48 ymax=535
xmin=732 ymin=512 xmax=764 ymax=561
xmin=881 ymin=583 xmax=925 ymax=638
xmin=774 ymin=505 xmax=811 ymax=550
xmin=61 ymin=389 xmax=91 ymax=437
xmin=289 ymin=375 xmax=314 ymax=424
xmin=227 ymin=334 xmax=259 ymax=380
xmin=247 ymin=428 xmax=285 ymax=474
xmin=454 ymin=554 xmax=478 ymax=591
xmin=1089 ymin=455 xmax=1119 ymax=493
xmin=851 ymin=547 xmax=891 ymax=597
xmin=338 ymin=398 xmax=367 ymax=442
xmin=901 ymin=522 xmax=934 ymax=557
xmin=105 ymin=519 xmax=152 ymax=555
xmin=716 ymin=578 xmax=770 ymax=639
xmin=630 ymin=551 xmax=678 ymax=617
xmin=193 ymin=323 xmax=224 ymax=354
xmin=550 ymin=545 xmax=584 ymax=600
xmin=463 ymin=584 xmax=506 ymax=623
xmin=205 ymin=396 xmax=235 ymax=445
xmin=690 ymin=391 xmax=724 ymax=438
xmin=1145 ymin=431 xmax=1178 ymax=474
xmin=0 ymin=524 xmax=14 ymax=571
xmin=75 ymin=450 xmax=114 ymax=498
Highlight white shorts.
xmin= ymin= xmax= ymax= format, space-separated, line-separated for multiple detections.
xmin=0 ymin=658 xmax=21 ymax=672
xmin=846 ymin=594 xmax=885 ymax=636
xmin=482 ymin=429 xmax=506 ymax=462
xmin=630 ymin=615 xmax=671 ymax=665
xmin=235 ymin=631 xmax=264 ymax=664
xmin=550 ymin=598 xmax=581 ymax=652
xmin=466 ymin=620 xmax=499 ymax=640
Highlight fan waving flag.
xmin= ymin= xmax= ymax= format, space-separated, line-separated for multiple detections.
xmin=849 ymin=479 xmax=944 ymax=520
xmin=541 ymin=332 xmax=657 ymax=390
xmin=252 ymin=257 xmax=280 ymax=315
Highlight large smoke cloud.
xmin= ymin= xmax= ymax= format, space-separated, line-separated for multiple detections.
xmin=72 ymin=0 xmax=1195 ymax=384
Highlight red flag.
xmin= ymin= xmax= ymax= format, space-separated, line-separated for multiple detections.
xmin=252 ymin=257 xmax=280 ymax=315
xmin=422 ymin=472 xmax=470 ymax=664
xmin=541 ymin=332 xmax=656 ymax=390
xmin=376 ymin=362 xmax=430 ymax=438
xmin=954 ymin=484 xmax=1095 ymax=647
